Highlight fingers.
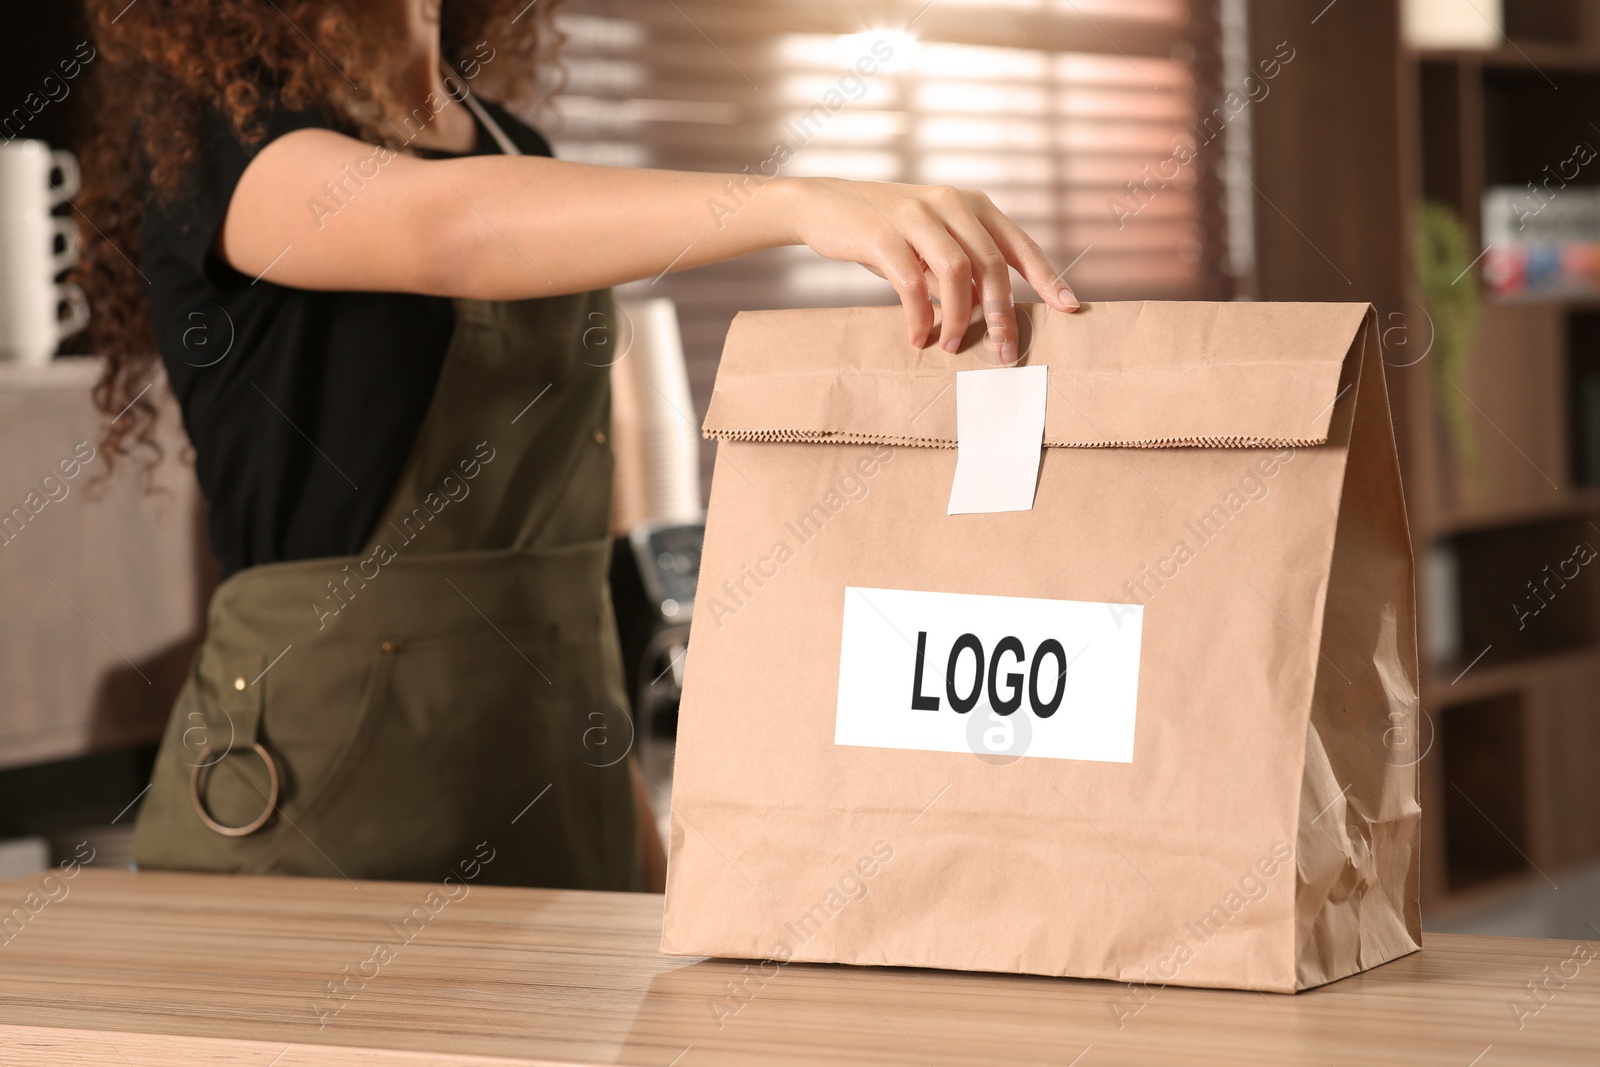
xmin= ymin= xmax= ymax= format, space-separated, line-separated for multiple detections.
xmin=972 ymin=193 xmax=1080 ymax=313
xmin=829 ymin=181 xmax=1075 ymax=356
xmin=926 ymin=187 xmax=1025 ymax=364
xmin=871 ymin=235 xmax=936 ymax=348
xmin=894 ymin=199 xmax=975 ymax=354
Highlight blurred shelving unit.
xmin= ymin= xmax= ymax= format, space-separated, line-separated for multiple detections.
xmin=1407 ymin=0 xmax=1600 ymax=923
xmin=1251 ymin=0 xmax=1600 ymax=925
xmin=1414 ymin=0 xmax=1600 ymax=921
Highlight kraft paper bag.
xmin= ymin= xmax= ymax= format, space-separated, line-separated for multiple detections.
xmin=661 ymin=301 xmax=1421 ymax=993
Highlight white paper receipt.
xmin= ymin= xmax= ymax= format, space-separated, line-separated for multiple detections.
xmin=947 ymin=364 xmax=1048 ymax=515
xmin=835 ymin=586 xmax=1143 ymax=763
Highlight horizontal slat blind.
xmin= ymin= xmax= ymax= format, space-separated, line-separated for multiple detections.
xmin=511 ymin=0 xmax=1227 ymax=490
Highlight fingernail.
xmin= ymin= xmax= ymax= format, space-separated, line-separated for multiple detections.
xmin=1001 ymin=339 xmax=1018 ymax=364
xmin=1059 ymin=287 xmax=1080 ymax=310
xmin=987 ymin=327 xmax=1003 ymax=350
xmin=943 ymin=336 xmax=961 ymax=353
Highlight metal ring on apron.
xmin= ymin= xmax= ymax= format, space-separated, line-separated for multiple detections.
xmin=189 ymin=742 xmax=281 ymax=837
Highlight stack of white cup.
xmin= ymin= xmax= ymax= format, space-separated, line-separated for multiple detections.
xmin=0 ymin=140 xmax=89 ymax=365
xmin=609 ymin=297 xmax=704 ymax=534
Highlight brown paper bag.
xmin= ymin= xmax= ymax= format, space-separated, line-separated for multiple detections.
xmin=661 ymin=301 xmax=1421 ymax=993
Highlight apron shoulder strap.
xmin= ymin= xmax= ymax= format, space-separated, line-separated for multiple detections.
xmin=458 ymin=88 xmax=523 ymax=158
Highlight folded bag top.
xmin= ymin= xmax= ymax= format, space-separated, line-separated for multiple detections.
xmin=667 ymin=300 xmax=1419 ymax=995
xmin=702 ymin=300 xmax=1371 ymax=448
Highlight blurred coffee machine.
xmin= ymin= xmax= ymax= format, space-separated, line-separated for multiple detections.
xmin=608 ymin=298 xmax=703 ymax=743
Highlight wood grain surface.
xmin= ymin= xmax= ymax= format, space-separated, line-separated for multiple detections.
xmin=0 ymin=869 xmax=1595 ymax=1066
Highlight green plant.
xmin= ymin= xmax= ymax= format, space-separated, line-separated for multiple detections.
xmin=1417 ymin=201 xmax=1482 ymax=482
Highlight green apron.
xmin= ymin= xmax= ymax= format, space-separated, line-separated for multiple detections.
xmin=133 ymin=285 xmax=644 ymax=891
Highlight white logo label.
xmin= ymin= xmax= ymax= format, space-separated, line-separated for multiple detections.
xmin=835 ymin=587 xmax=1143 ymax=763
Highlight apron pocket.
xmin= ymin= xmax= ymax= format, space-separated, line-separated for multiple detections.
xmin=261 ymin=625 xmax=635 ymax=888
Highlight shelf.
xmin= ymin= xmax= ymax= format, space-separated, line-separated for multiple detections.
xmin=1411 ymin=44 xmax=1600 ymax=73
xmin=1429 ymin=490 xmax=1600 ymax=536
xmin=1488 ymin=292 xmax=1600 ymax=310
xmin=1423 ymin=644 xmax=1594 ymax=704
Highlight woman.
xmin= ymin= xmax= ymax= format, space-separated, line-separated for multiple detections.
xmin=80 ymin=0 xmax=1080 ymax=892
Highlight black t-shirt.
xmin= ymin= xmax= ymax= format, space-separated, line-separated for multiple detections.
xmin=143 ymin=97 xmax=552 ymax=579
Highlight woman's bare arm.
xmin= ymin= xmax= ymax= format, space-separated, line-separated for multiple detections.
xmin=222 ymin=127 xmax=1079 ymax=361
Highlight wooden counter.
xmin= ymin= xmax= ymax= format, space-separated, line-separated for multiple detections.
xmin=0 ymin=870 xmax=1595 ymax=1065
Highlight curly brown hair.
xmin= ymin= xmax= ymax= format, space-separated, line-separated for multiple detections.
xmin=76 ymin=0 xmax=565 ymax=484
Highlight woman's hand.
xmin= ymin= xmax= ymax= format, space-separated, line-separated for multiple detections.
xmin=780 ymin=177 xmax=1080 ymax=364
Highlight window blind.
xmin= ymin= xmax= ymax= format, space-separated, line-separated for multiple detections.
xmin=515 ymin=0 xmax=1230 ymax=487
